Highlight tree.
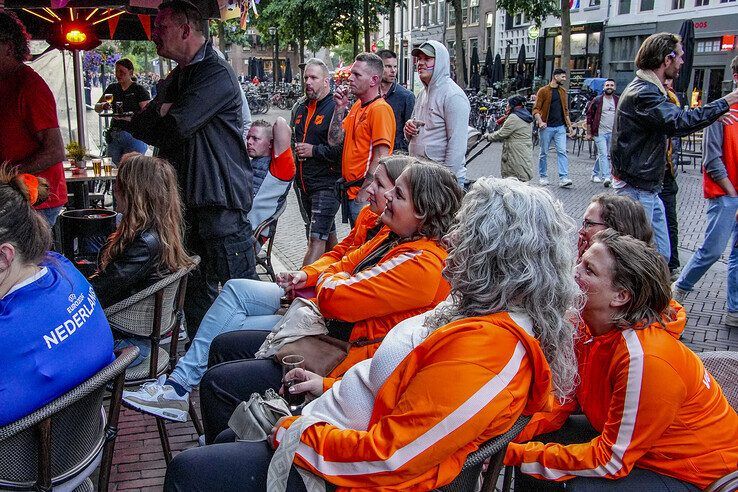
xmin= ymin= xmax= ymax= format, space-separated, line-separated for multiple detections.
xmin=451 ymin=0 xmax=465 ymax=88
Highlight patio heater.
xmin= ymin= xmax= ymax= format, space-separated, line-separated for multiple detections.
xmin=268 ymin=26 xmax=278 ymax=90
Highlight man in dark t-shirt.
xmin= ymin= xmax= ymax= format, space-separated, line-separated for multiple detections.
xmin=532 ymin=68 xmax=573 ymax=188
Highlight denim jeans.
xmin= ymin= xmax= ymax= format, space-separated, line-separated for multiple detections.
xmin=348 ymin=198 xmax=366 ymax=228
xmin=616 ymin=184 xmax=671 ymax=262
xmin=168 ymin=279 xmax=284 ymax=393
xmin=106 ymin=129 xmax=148 ymax=164
xmin=538 ymin=125 xmax=569 ymax=179
xmin=676 ymin=195 xmax=738 ymax=312
xmin=592 ymin=132 xmax=612 ymax=180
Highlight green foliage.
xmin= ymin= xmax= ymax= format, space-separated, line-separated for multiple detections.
xmin=208 ymin=19 xmax=253 ymax=48
xmin=118 ymin=40 xmax=158 ymax=71
xmin=496 ymin=0 xmax=559 ymax=24
xmin=65 ymin=141 xmax=89 ymax=161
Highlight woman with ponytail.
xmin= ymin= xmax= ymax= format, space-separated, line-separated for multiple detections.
xmin=0 ymin=163 xmax=114 ymax=426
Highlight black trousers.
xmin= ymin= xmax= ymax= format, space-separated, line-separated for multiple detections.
xmin=659 ymin=171 xmax=680 ymax=272
xmin=200 ymin=330 xmax=280 ymax=444
xmin=183 ymin=207 xmax=258 ymax=339
xmin=515 ymin=416 xmax=699 ymax=491
xmin=164 ymin=437 xmax=308 ymax=492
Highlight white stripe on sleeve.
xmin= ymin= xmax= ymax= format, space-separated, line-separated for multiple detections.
xmin=320 ymin=251 xmax=422 ymax=291
xmin=520 ymin=329 xmax=644 ymax=479
xmin=294 ymin=341 xmax=528 ymax=477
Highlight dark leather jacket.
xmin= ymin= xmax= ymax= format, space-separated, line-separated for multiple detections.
xmin=612 ymin=78 xmax=728 ymax=192
xmin=90 ymin=229 xmax=166 ymax=308
xmin=127 ymin=42 xmax=253 ymax=211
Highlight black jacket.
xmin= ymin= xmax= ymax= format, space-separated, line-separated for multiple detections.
xmin=127 ymin=42 xmax=252 ymax=211
xmin=90 ymin=229 xmax=166 ymax=308
xmin=612 ymin=78 xmax=728 ymax=192
xmin=291 ymin=93 xmax=342 ymax=193
xmin=384 ymin=82 xmax=415 ymax=152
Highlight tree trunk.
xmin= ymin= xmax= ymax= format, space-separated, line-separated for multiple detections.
xmin=217 ymin=21 xmax=228 ymax=61
xmin=560 ymin=0 xmax=571 ymax=89
xmin=353 ymin=18 xmax=360 ymax=57
xmin=452 ymin=0 xmax=465 ymax=88
xmin=364 ymin=0 xmax=371 ymax=51
xmin=388 ymin=0 xmax=395 ymax=53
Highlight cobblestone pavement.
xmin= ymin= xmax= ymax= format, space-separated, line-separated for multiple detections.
xmin=109 ymin=108 xmax=737 ymax=491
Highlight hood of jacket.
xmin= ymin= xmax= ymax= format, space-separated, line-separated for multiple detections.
xmin=513 ymin=107 xmax=533 ymax=123
xmin=424 ymin=40 xmax=451 ymax=89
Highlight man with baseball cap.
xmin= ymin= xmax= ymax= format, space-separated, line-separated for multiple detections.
xmin=404 ymin=41 xmax=470 ymax=184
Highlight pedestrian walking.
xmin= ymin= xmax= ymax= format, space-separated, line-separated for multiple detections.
xmin=532 ymin=68 xmax=574 ymax=188
xmin=611 ymin=32 xmax=738 ymax=263
xmin=585 ymin=78 xmax=618 ymax=187
xmin=673 ymin=56 xmax=738 ymax=327
xmin=484 ymin=95 xmax=533 ymax=182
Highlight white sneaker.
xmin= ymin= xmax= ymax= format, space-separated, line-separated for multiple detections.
xmin=671 ymin=282 xmax=689 ymax=304
xmin=539 ymin=177 xmax=550 ymax=186
xmin=559 ymin=178 xmax=573 ymax=188
xmin=591 ymin=176 xmax=603 ymax=183
xmin=122 ymin=375 xmax=189 ymax=422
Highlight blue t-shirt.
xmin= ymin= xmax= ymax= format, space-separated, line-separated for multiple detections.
xmin=0 ymin=252 xmax=115 ymax=425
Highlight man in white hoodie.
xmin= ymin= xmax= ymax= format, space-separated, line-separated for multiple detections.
xmin=404 ymin=41 xmax=471 ymax=184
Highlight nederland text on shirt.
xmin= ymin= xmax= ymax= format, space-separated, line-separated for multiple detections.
xmin=43 ymin=287 xmax=100 ymax=349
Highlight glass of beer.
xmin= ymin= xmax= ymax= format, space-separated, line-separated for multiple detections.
xmin=91 ymin=158 xmax=102 ymax=176
xmin=103 ymin=93 xmax=114 ymax=105
xmin=103 ymin=157 xmax=113 ymax=175
xmin=281 ymin=355 xmax=306 ymax=411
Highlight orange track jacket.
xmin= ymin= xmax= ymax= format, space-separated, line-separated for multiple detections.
xmin=301 ymin=206 xmax=385 ymax=286
xmin=315 ymin=231 xmax=450 ymax=377
xmin=275 ymin=312 xmax=555 ymax=491
xmin=506 ymin=301 xmax=738 ymax=488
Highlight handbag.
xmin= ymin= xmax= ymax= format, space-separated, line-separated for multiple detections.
xmin=227 ymin=388 xmax=291 ymax=442
xmin=275 ymin=334 xmax=384 ymax=377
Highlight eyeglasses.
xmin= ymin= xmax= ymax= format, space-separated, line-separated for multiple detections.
xmin=582 ymin=219 xmax=607 ymax=229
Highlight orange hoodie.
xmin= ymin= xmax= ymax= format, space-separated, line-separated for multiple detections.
xmin=301 ymin=206 xmax=386 ymax=287
xmin=316 ymin=231 xmax=450 ymax=377
xmin=506 ymin=301 xmax=738 ymax=488
xmin=275 ymin=312 xmax=555 ymax=491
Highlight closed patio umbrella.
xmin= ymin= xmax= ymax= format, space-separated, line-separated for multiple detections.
xmin=515 ymin=44 xmax=527 ymax=90
xmin=284 ymin=57 xmax=292 ymax=83
xmin=484 ymin=46 xmax=494 ymax=87
xmin=470 ymin=45 xmax=480 ymax=91
xmin=675 ymin=20 xmax=694 ymax=105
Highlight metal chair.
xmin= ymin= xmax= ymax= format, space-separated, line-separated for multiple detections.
xmin=104 ymin=256 xmax=203 ymax=463
xmin=254 ymin=199 xmax=289 ymax=282
xmin=436 ymin=414 xmax=531 ymax=492
xmin=0 ymin=346 xmax=139 ymax=492
xmin=698 ymin=351 xmax=738 ymax=492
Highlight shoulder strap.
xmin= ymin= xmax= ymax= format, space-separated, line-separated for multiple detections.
xmin=267 ymin=415 xmax=327 ymax=492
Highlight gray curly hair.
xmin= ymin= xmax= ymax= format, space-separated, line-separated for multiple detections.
xmin=425 ymin=177 xmax=581 ymax=399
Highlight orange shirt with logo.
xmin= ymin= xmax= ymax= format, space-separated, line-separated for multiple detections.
xmin=341 ymin=97 xmax=396 ymax=199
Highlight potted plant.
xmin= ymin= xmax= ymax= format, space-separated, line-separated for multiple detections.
xmin=65 ymin=141 xmax=88 ymax=172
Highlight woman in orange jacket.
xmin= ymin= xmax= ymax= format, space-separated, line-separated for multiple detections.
xmin=507 ymin=230 xmax=738 ymax=490
xmin=163 ymin=177 xmax=581 ymax=492
xmin=191 ymin=159 xmax=464 ymax=442
xmin=121 ymin=156 xmax=410 ymax=424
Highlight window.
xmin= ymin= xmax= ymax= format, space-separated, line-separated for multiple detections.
xmin=414 ymin=0 xmax=420 ymax=27
xmin=695 ymin=0 xmax=708 ymax=5
xmin=610 ymin=36 xmax=645 ymax=61
xmin=447 ymin=40 xmax=455 ymax=58
xmin=469 ymin=38 xmax=478 ymax=59
xmin=513 ymin=13 xmax=527 ymax=25
xmin=720 ymin=0 xmax=737 ymax=3
xmin=430 ymin=0 xmax=437 ymax=25
xmin=437 ymin=0 xmax=444 ymax=23
xmin=589 ymin=0 xmax=601 ymax=6
xmin=448 ymin=2 xmax=455 ymax=25
xmin=696 ymin=38 xmax=722 ymax=53
xmin=461 ymin=0 xmax=469 ymax=24
xmin=421 ymin=1 xmax=430 ymax=26
xmin=618 ymin=0 xmax=631 ymax=14
xmin=671 ymin=0 xmax=685 ymax=8
xmin=485 ymin=12 xmax=494 ymax=50
xmin=469 ymin=0 xmax=479 ymax=24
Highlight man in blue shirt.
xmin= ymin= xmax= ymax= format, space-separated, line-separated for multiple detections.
xmin=377 ymin=49 xmax=415 ymax=152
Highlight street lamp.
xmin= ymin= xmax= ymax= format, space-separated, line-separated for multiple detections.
xmin=268 ymin=26 xmax=278 ymax=90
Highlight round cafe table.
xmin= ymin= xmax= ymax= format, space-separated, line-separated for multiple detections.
xmin=64 ymin=162 xmax=117 ymax=209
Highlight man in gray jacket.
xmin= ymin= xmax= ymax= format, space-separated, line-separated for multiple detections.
xmin=404 ymin=41 xmax=470 ymax=184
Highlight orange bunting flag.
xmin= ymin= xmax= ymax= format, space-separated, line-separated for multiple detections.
xmin=138 ymin=14 xmax=151 ymax=40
